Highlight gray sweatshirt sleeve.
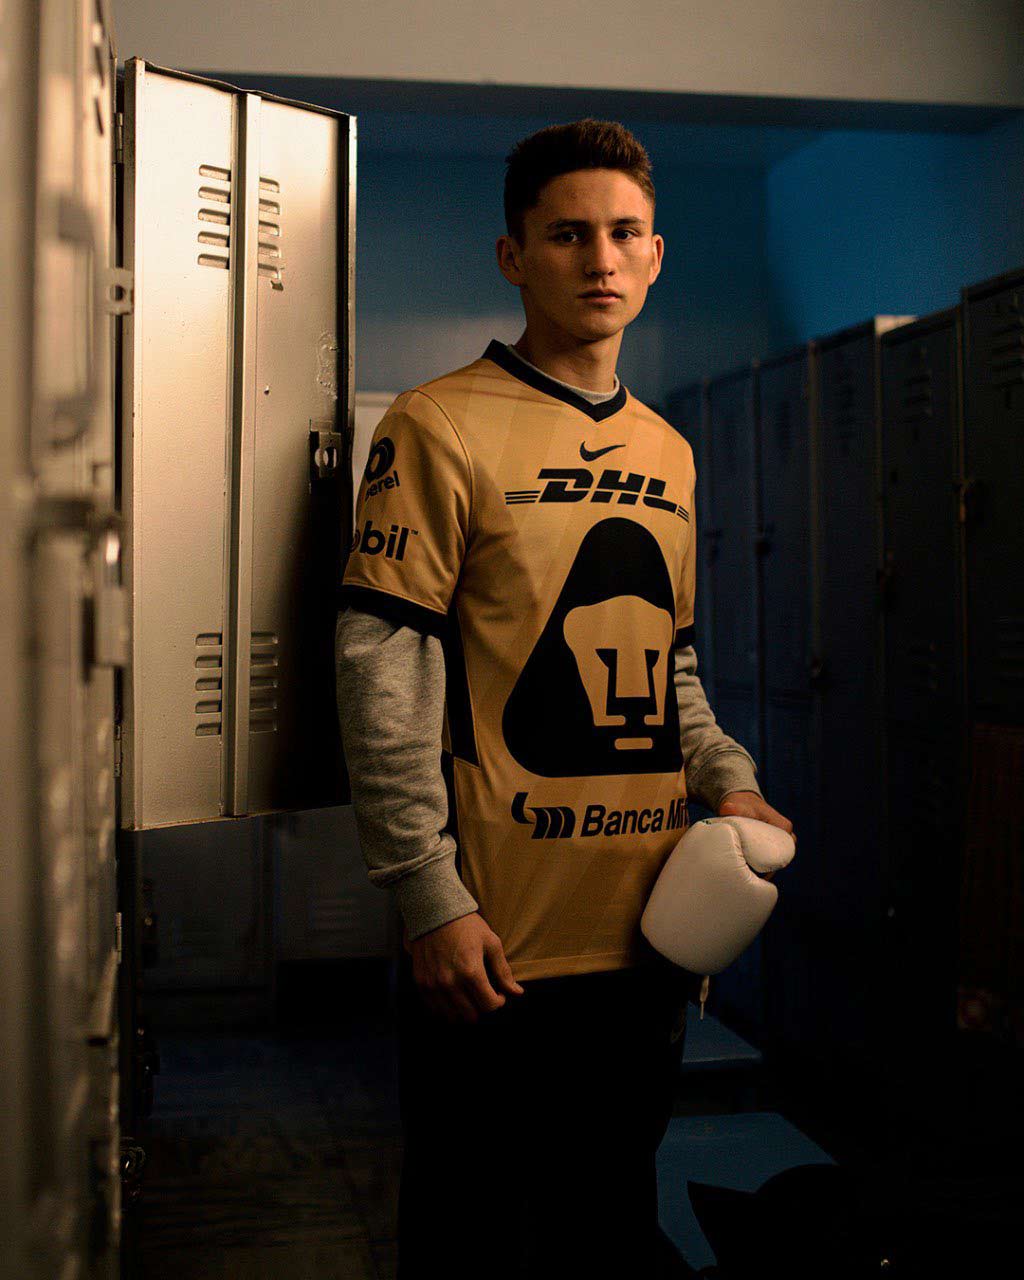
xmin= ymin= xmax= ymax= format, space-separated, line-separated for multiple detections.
xmin=334 ymin=605 xmax=479 ymax=942
xmin=673 ymin=643 xmax=764 ymax=810
xmin=336 ymin=606 xmax=763 ymax=940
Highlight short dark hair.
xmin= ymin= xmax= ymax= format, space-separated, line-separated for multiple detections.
xmin=503 ymin=118 xmax=655 ymax=245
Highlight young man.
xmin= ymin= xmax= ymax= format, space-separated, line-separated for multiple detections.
xmin=336 ymin=119 xmax=793 ymax=1278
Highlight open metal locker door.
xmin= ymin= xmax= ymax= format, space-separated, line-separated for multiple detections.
xmin=119 ymin=60 xmax=354 ymax=831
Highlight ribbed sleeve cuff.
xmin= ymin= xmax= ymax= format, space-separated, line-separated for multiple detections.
xmin=690 ymin=749 xmax=764 ymax=812
xmin=389 ymin=854 xmax=480 ymax=942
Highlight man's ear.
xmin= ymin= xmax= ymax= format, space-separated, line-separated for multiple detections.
xmin=648 ymin=232 xmax=665 ymax=285
xmin=496 ymin=234 xmax=525 ymax=286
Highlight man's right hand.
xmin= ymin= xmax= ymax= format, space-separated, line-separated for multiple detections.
xmin=406 ymin=912 xmax=525 ymax=1024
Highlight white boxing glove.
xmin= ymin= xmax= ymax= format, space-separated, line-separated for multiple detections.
xmin=640 ymin=815 xmax=796 ymax=974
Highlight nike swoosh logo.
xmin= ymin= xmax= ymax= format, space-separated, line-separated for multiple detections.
xmin=580 ymin=442 xmax=625 ymax=462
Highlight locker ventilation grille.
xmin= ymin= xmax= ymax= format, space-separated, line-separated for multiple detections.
xmin=833 ymin=364 xmax=858 ymax=452
xmin=988 ymin=302 xmax=1024 ymax=389
xmin=906 ymin=641 xmax=939 ymax=694
xmin=906 ymin=758 xmax=945 ymax=829
xmin=309 ymin=893 xmax=359 ymax=938
xmin=250 ymin=631 xmax=279 ymax=733
xmin=900 ymin=351 xmax=933 ymax=440
xmin=194 ymin=633 xmax=223 ymax=735
xmin=258 ymin=176 xmax=284 ymax=290
xmin=197 ymin=165 xmax=231 ymax=270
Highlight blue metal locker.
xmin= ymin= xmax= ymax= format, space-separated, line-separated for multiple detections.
xmin=756 ymin=344 xmax=823 ymax=1055
xmin=703 ymin=364 xmax=763 ymax=1037
xmin=666 ymin=381 xmax=714 ymax=695
xmin=705 ymin=364 xmax=760 ymax=765
xmin=757 ymin=344 xmax=818 ymax=872
xmin=880 ymin=307 xmax=966 ymax=1051
xmin=958 ymin=268 xmax=1024 ymax=1034
xmin=811 ymin=315 xmax=912 ymax=1067
xmin=961 ymin=268 xmax=1024 ymax=724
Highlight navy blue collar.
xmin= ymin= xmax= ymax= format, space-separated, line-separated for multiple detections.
xmin=483 ymin=339 xmax=628 ymax=423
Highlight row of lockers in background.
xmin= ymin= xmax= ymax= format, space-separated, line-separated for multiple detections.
xmin=667 ymin=264 xmax=1024 ymax=1072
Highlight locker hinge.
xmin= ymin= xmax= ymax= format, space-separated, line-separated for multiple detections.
xmin=115 ymin=111 xmax=124 ymax=165
xmin=115 ymin=912 xmax=122 ymax=966
xmin=113 ymin=721 xmax=122 ymax=779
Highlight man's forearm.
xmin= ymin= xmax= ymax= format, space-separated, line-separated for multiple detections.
xmin=674 ymin=644 xmax=763 ymax=811
xmin=335 ymin=606 xmax=478 ymax=940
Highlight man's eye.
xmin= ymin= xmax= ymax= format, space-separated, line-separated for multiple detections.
xmin=554 ymin=230 xmax=579 ymax=242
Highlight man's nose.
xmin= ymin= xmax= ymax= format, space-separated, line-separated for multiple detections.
xmin=585 ymin=233 xmax=617 ymax=276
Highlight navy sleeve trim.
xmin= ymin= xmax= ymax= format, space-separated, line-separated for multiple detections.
xmin=674 ymin=624 xmax=696 ymax=649
xmin=338 ymin=584 xmax=447 ymax=639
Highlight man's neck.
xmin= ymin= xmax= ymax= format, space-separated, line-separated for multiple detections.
xmin=511 ymin=327 xmax=620 ymax=395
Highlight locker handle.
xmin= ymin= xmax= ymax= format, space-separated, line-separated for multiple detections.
xmin=50 ymin=195 xmax=100 ymax=448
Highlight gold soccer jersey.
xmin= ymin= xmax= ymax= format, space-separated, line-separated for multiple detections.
xmin=340 ymin=340 xmax=697 ymax=980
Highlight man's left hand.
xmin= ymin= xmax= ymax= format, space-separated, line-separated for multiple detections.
xmin=716 ymin=790 xmax=796 ymax=847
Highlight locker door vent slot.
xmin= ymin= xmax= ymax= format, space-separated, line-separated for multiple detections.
xmin=901 ymin=367 xmax=934 ymax=433
xmin=257 ymin=176 xmax=283 ymax=289
xmin=309 ymin=893 xmax=357 ymax=939
xmin=250 ymin=631 xmax=280 ymax=733
xmin=197 ymin=166 xmax=232 ymax=271
xmin=904 ymin=764 xmax=945 ymax=828
xmin=834 ymin=373 xmax=857 ymax=429
xmin=194 ymin=633 xmax=223 ymax=735
xmin=906 ymin=641 xmax=939 ymax=693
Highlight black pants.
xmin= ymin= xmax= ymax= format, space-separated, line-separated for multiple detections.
xmin=395 ymin=941 xmax=699 ymax=1279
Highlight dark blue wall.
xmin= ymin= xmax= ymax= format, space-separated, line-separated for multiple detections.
xmin=352 ymin=106 xmax=1024 ymax=403
xmin=355 ymin=147 xmax=777 ymax=407
xmin=766 ymin=112 xmax=1024 ymax=345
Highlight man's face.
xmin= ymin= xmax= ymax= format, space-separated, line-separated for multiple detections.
xmin=497 ymin=168 xmax=664 ymax=343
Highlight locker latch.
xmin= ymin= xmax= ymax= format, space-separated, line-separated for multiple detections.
xmin=90 ymin=517 xmax=129 ymax=669
xmin=104 ymin=267 xmax=134 ymax=316
xmin=310 ymin=421 xmax=342 ymax=480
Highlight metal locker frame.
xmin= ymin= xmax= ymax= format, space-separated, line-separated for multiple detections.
xmin=118 ymin=61 xmax=356 ymax=830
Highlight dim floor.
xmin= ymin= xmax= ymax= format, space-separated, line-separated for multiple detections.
xmin=130 ymin=959 xmax=1022 ymax=1279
